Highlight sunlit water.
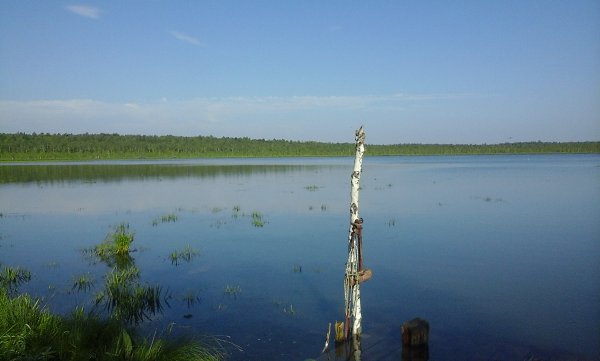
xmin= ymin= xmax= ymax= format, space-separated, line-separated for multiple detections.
xmin=1 ymin=155 xmax=598 ymax=360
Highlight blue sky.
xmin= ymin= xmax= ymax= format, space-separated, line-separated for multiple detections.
xmin=0 ymin=1 xmax=598 ymax=144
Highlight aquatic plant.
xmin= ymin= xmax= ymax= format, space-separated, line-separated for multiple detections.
xmin=153 ymin=213 xmax=178 ymax=226
xmin=292 ymin=264 xmax=302 ymax=273
xmin=95 ymin=223 xmax=134 ymax=256
xmin=72 ymin=273 xmax=95 ymax=292
xmin=283 ymin=304 xmax=295 ymax=315
xmin=0 ymin=291 xmax=225 ymax=360
xmin=170 ymin=245 xmax=199 ymax=266
xmin=95 ymin=266 xmax=167 ymax=325
xmin=88 ymin=223 xmax=135 ymax=269
xmin=0 ymin=265 xmax=31 ymax=295
xmin=223 ymin=285 xmax=242 ymax=298
xmin=182 ymin=290 xmax=201 ymax=308
xmin=251 ymin=211 xmax=264 ymax=227
xmin=231 ymin=205 xmax=241 ymax=219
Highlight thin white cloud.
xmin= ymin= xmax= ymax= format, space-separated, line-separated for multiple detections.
xmin=66 ymin=5 xmax=102 ymax=19
xmin=169 ymin=31 xmax=202 ymax=46
xmin=0 ymin=93 xmax=495 ymax=143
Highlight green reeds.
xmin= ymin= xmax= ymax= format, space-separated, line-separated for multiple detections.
xmin=251 ymin=211 xmax=264 ymax=227
xmin=95 ymin=223 xmax=134 ymax=257
xmin=182 ymin=290 xmax=201 ymax=308
xmin=0 ymin=265 xmax=31 ymax=295
xmin=152 ymin=213 xmax=178 ymax=226
xmin=72 ymin=273 xmax=95 ymax=292
xmin=88 ymin=223 xmax=135 ymax=269
xmin=170 ymin=245 xmax=199 ymax=266
xmin=0 ymin=290 xmax=225 ymax=360
xmin=95 ymin=266 xmax=166 ymax=325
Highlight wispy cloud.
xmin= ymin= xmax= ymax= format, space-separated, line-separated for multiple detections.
xmin=0 ymin=93 xmax=490 ymax=143
xmin=66 ymin=4 xmax=102 ymax=19
xmin=169 ymin=31 xmax=203 ymax=46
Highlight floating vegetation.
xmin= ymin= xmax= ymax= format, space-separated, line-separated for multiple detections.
xmin=71 ymin=273 xmax=95 ymax=293
xmin=211 ymin=207 xmax=223 ymax=214
xmin=251 ymin=211 xmax=264 ymax=227
xmin=170 ymin=245 xmax=199 ymax=266
xmin=152 ymin=213 xmax=178 ymax=226
xmin=292 ymin=264 xmax=302 ymax=273
xmin=223 ymin=285 xmax=242 ymax=298
xmin=0 ymin=265 xmax=31 ymax=295
xmin=304 ymin=185 xmax=320 ymax=191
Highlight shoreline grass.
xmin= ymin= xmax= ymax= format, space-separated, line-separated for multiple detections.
xmin=0 ymin=290 xmax=225 ymax=361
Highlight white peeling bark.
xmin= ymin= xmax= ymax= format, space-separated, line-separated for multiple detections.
xmin=344 ymin=126 xmax=365 ymax=339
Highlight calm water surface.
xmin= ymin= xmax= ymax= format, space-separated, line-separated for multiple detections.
xmin=1 ymin=155 xmax=598 ymax=360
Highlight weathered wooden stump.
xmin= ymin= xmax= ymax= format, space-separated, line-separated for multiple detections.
xmin=401 ymin=317 xmax=429 ymax=347
xmin=401 ymin=318 xmax=429 ymax=361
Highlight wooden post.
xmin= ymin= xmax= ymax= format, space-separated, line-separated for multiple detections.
xmin=343 ymin=126 xmax=367 ymax=342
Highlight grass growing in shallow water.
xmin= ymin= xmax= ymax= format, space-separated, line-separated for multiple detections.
xmin=170 ymin=245 xmax=199 ymax=266
xmin=0 ymin=265 xmax=31 ymax=295
xmin=72 ymin=273 xmax=95 ymax=292
xmin=251 ymin=211 xmax=264 ymax=227
xmin=152 ymin=213 xmax=178 ymax=226
xmin=0 ymin=290 xmax=225 ymax=360
xmin=90 ymin=223 xmax=135 ymax=268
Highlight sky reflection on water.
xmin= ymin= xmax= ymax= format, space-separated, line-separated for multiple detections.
xmin=0 ymin=155 xmax=598 ymax=360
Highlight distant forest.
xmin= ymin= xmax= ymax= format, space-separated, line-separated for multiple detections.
xmin=1 ymin=133 xmax=599 ymax=161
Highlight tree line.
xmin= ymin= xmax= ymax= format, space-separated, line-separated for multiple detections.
xmin=0 ymin=132 xmax=598 ymax=161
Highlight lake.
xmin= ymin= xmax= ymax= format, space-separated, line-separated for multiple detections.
xmin=1 ymin=155 xmax=598 ymax=360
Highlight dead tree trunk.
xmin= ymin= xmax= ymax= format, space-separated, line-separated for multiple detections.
xmin=343 ymin=126 xmax=367 ymax=343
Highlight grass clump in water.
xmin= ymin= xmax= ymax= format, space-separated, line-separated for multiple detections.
xmin=95 ymin=223 xmax=134 ymax=257
xmin=152 ymin=213 xmax=178 ymax=226
xmin=170 ymin=245 xmax=199 ymax=266
xmin=88 ymin=223 xmax=135 ymax=269
xmin=72 ymin=273 xmax=95 ymax=292
xmin=0 ymin=290 xmax=225 ymax=360
xmin=251 ymin=211 xmax=264 ymax=227
xmin=0 ymin=265 xmax=31 ymax=296
xmin=223 ymin=285 xmax=242 ymax=298
xmin=95 ymin=266 xmax=167 ymax=325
